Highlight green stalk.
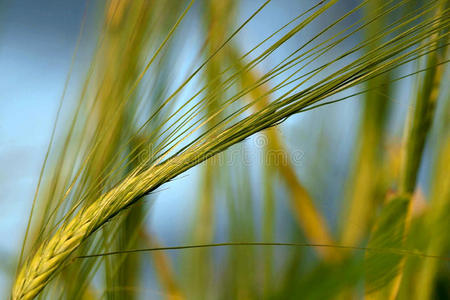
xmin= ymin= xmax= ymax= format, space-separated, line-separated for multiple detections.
xmin=341 ymin=0 xmax=392 ymax=247
xmin=413 ymin=64 xmax=449 ymax=300
xmin=365 ymin=2 xmax=448 ymax=299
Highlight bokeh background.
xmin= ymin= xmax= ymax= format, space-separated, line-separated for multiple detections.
xmin=1 ymin=0 xmax=448 ymax=298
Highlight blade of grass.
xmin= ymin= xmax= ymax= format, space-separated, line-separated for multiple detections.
xmin=365 ymin=2 xmax=448 ymax=298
